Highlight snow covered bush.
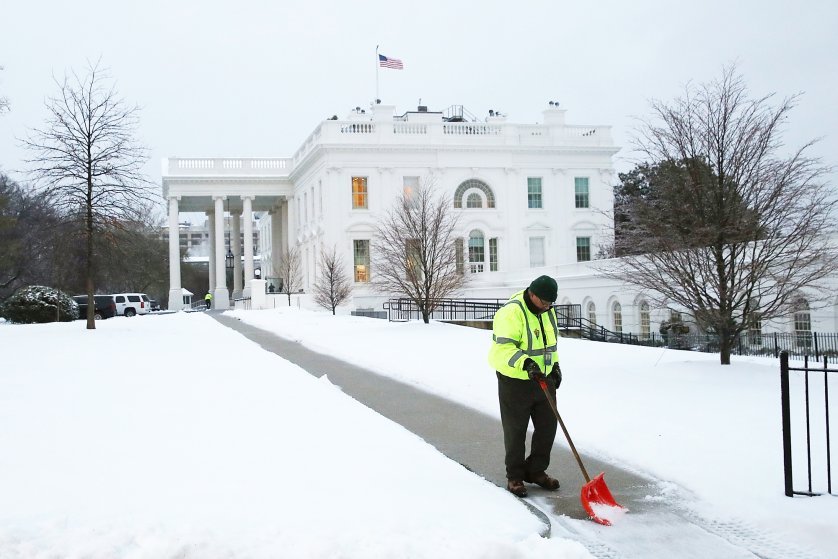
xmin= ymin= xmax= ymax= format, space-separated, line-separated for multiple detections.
xmin=0 ymin=285 xmax=78 ymax=323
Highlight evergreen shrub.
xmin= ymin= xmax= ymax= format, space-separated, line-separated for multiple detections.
xmin=0 ymin=285 xmax=79 ymax=323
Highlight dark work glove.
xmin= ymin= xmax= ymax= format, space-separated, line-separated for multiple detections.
xmin=550 ymin=363 xmax=563 ymax=390
xmin=524 ymin=359 xmax=546 ymax=383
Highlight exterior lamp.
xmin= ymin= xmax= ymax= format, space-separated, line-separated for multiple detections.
xmin=226 ymin=249 xmax=234 ymax=270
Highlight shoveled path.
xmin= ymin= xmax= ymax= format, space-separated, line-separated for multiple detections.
xmin=211 ymin=313 xmax=827 ymax=559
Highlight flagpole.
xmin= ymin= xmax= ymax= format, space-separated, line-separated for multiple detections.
xmin=375 ymin=44 xmax=380 ymax=103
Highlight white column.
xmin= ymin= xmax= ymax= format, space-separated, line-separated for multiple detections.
xmin=207 ymin=210 xmax=216 ymax=293
xmin=285 ymin=196 xmax=295 ymax=246
xmin=232 ymin=211 xmax=243 ymax=300
xmin=270 ymin=209 xmax=282 ymax=280
xmin=167 ymin=196 xmax=183 ymax=311
xmin=242 ymin=195 xmax=255 ymax=297
xmin=212 ymin=196 xmax=230 ymax=309
xmin=280 ymin=200 xmax=290 ymax=293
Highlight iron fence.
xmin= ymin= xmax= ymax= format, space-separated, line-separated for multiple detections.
xmin=383 ymin=298 xmax=581 ymax=328
xmin=780 ymin=351 xmax=835 ymax=497
xmin=382 ymin=298 xmax=838 ymax=364
xmin=580 ymin=331 xmax=838 ymax=364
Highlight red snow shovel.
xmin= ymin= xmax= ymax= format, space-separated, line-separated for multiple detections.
xmin=538 ymin=378 xmax=626 ymax=526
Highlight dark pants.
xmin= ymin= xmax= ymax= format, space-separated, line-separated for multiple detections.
xmin=205 ymin=299 xmax=211 ymax=309
xmin=497 ymin=372 xmax=558 ymax=481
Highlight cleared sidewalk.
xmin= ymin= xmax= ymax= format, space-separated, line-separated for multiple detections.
xmin=211 ymin=313 xmax=826 ymax=559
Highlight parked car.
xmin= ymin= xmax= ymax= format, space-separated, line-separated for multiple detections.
xmin=72 ymin=295 xmax=118 ymax=320
xmin=148 ymin=299 xmax=161 ymax=311
xmin=112 ymin=293 xmax=151 ymax=317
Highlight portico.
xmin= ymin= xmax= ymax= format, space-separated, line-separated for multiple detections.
xmin=162 ymin=158 xmax=294 ymax=310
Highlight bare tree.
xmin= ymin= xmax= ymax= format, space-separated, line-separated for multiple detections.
xmin=313 ymin=245 xmax=352 ymax=314
xmin=277 ymin=246 xmax=302 ymax=305
xmin=372 ymin=179 xmax=468 ymax=324
xmin=22 ymin=61 xmax=155 ymax=329
xmin=600 ymin=66 xmax=838 ymax=364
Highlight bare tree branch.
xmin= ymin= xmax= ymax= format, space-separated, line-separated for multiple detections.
xmin=21 ymin=60 xmax=156 ymax=329
xmin=276 ymin=246 xmax=302 ymax=306
xmin=313 ymin=245 xmax=352 ymax=314
xmin=601 ymin=65 xmax=838 ymax=364
xmin=372 ymin=178 xmax=469 ymax=323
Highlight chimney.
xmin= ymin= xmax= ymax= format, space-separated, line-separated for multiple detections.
xmin=373 ymin=103 xmax=396 ymax=122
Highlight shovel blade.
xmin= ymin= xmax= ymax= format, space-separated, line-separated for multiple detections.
xmin=581 ymin=472 xmax=626 ymax=526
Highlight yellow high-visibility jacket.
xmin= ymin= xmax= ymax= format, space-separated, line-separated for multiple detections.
xmin=488 ymin=290 xmax=560 ymax=380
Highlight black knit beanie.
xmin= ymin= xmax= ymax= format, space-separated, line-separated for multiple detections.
xmin=528 ymin=275 xmax=558 ymax=303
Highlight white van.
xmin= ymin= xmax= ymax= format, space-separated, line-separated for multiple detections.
xmin=112 ymin=293 xmax=151 ymax=317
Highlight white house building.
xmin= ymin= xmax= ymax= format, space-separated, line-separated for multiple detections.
xmin=162 ymin=101 xmax=838 ymax=337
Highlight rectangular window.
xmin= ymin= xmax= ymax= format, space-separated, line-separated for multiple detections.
xmin=353 ymin=239 xmax=370 ymax=282
xmin=527 ymin=177 xmax=543 ymax=209
xmin=529 ymin=236 xmax=545 ymax=267
xmin=406 ymin=238 xmax=422 ymax=278
xmin=794 ymin=311 xmax=812 ymax=348
xmin=455 ymin=238 xmax=464 ymax=274
xmin=352 ymin=177 xmax=368 ymax=209
xmin=640 ymin=305 xmax=650 ymax=340
xmin=747 ymin=313 xmax=763 ymax=346
xmin=576 ymin=237 xmax=591 ymax=262
xmin=489 ymin=238 xmax=498 ymax=272
xmin=468 ymin=234 xmax=485 ymax=273
xmin=574 ymin=177 xmax=590 ymax=209
xmin=613 ymin=306 xmax=623 ymax=334
xmin=403 ymin=176 xmax=419 ymax=201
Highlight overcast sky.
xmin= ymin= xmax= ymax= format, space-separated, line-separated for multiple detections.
xmin=2 ymin=0 xmax=836 ymax=211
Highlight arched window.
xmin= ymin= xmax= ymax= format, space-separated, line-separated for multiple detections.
xmin=794 ymin=298 xmax=812 ymax=348
xmin=468 ymin=230 xmax=485 ymax=273
xmin=639 ymin=301 xmax=650 ymax=340
xmin=466 ymin=192 xmax=483 ymax=208
xmin=612 ymin=302 xmax=623 ymax=334
xmin=454 ymin=179 xmax=495 ymax=208
xmin=746 ymin=298 xmax=762 ymax=345
xmin=587 ymin=301 xmax=597 ymax=327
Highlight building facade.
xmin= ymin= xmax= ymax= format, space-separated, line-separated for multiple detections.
xmin=162 ymin=101 xmax=838 ymax=337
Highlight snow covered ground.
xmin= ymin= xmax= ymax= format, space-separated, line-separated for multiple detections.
xmin=1 ymin=308 xmax=835 ymax=558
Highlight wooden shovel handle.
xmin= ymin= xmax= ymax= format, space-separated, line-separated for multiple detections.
xmin=538 ymin=379 xmax=591 ymax=483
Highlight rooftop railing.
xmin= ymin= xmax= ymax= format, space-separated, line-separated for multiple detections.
xmin=292 ymin=119 xmax=614 ymax=166
xmin=165 ymin=157 xmax=293 ymax=176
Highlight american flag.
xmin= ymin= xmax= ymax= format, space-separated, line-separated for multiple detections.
xmin=378 ymin=54 xmax=404 ymax=70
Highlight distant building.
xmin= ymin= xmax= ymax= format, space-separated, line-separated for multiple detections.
xmin=159 ymin=217 xmax=259 ymax=258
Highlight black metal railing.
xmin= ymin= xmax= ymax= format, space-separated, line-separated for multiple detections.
xmin=780 ymin=351 xmax=835 ymax=497
xmin=233 ymin=297 xmax=252 ymax=310
xmin=579 ymin=328 xmax=838 ymax=364
xmin=381 ymin=298 xmax=838 ymax=363
xmin=383 ymin=298 xmax=582 ymax=329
